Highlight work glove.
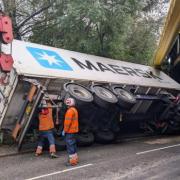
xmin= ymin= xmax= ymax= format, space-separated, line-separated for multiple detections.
xmin=62 ymin=130 xmax=65 ymax=136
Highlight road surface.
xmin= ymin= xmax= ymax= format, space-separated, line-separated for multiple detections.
xmin=1 ymin=135 xmax=180 ymax=180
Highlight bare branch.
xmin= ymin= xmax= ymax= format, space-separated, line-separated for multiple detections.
xmin=17 ymin=4 xmax=52 ymax=30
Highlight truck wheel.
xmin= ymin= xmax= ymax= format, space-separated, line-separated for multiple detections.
xmin=76 ymin=132 xmax=94 ymax=146
xmin=94 ymin=130 xmax=115 ymax=144
xmin=91 ymin=85 xmax=118 ymax=109
xmin=111 ymin=86 xmax=136 ymax=109
xmin=64 ymin=83 xmax=93 ymax=106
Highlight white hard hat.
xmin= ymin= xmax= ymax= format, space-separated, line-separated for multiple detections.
xmin=65 ymin=98 xmax=75 ymax=106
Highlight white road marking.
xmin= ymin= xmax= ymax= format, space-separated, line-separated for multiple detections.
xmin=25 ymin=163 xmax=93 ymax=180
xmin=136 ymin=143 xmax=180 ymax=155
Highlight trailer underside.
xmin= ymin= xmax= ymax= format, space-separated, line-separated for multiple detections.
xmin=1 ymin=74 xmax=180 ymax=150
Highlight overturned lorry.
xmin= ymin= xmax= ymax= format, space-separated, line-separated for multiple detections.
xmin=1 ymin=38 xmax=180 ymax=150
xmin=1 ymin=12 xmax=180 ymax=150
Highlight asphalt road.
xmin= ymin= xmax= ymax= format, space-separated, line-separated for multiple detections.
xmin=1 ymin=135 xmax=180 ymax=180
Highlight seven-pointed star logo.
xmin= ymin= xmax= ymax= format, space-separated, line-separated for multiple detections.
xmin=26 ymin=46 xmax=73 ymax=71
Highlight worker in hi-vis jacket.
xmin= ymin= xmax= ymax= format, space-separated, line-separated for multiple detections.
xmin=62 ymin=98 xmax=79 ymax=166
xmin=35 ymin=100 xmax=58 ymax=158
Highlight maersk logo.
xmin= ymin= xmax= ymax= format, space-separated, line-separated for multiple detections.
xmin=26 ymin=46 xmax=73 ymax=71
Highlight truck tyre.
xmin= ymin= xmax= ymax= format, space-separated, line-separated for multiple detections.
xmin=94 ymin=130 xmax=115 ymax=144
xmin=64 ymin=83 xmax=93 ymax=106
xmin=111 ymin=85 xmax=136 ymax=109
xmin=76 ymin=132 xmax=94 ymax=146
xmin=91 ymin=85 xmax=118 ymax=109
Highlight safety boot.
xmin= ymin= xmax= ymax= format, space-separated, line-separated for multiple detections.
xmin=67 ymin=154 xmax=78 ymax=166
xmin=50 ymin=152 xmax=58 ymax=158
xmin=74 ymin=153 xmax=79 ymax=163
xmin=35 ymin=146 xmax=43 ymax=156
xmin=49 ymin=144 xmax=58 ymax=158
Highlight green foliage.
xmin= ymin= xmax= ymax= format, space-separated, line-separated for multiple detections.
xmin=2 ymin=0 xmax=166 ymax=65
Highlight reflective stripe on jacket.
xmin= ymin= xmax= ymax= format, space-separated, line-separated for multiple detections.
xmin=39 ymin=103 xmax=54 ymax=131
xmin=64 ymin=107 xmax=79 ymax=133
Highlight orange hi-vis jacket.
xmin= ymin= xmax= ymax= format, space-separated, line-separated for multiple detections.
xmin=39 ymin=103 xmax=54 ymax=131
xmin=64 ymin=107 xmax=79 ymax=133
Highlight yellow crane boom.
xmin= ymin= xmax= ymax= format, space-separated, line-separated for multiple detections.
xmin=153 ymin=0 xmax=180 ymax=66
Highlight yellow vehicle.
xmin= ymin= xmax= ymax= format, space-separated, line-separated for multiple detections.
xmin=154 ymin=0 xmax=180 ymax=83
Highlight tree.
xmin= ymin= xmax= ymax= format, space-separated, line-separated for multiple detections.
xmin=1 ymin=0 xmax=169 ymax=65
xmin=1 ymin=0 xmax=54 ymax=39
